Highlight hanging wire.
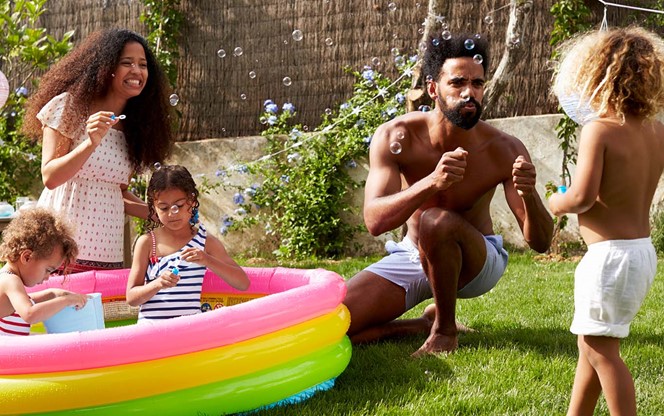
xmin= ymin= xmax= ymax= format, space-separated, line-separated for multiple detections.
xmin=600 ymin=7 xmax=609 ymax=31
xmin=597 ymin=0 xmax=664 ymax=14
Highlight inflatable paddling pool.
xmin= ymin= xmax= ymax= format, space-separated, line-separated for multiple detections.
xmin=0 ymin=267 xmax=351 ymax=415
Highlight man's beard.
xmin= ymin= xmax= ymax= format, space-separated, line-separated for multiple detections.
xmin=440 ymin=97 xmax=483 ymax=130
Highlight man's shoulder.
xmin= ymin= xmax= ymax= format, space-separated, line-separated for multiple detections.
xmin=476 ymin=121 xmax=526 ymax=151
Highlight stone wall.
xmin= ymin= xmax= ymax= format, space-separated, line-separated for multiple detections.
xmin=169 ymin=114 xmax=664 ymax=256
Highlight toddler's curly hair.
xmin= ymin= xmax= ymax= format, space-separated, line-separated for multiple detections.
xmin=0 ymin=207 xmax=78 ymax=269
xmin=553 ymin=26 xmax=664 ymax=123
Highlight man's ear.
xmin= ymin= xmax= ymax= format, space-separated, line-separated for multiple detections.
xmin=426 ymin=79 xmax=437 ymax=100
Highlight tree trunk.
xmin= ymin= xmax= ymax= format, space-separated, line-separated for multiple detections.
xmin=406 ymin=0 xmax=446 ymax=112
xmin=406 ymin=0 xmax=533 ymax=114
xmin=483 ymin=0 xmax=533 ymax=113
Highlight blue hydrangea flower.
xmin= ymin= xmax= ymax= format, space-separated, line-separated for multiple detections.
xmin=355 ymin=119 xmax=366 ymax=128
xmin=363 ymin=135 xmax=372 ymax=145
xmin=244 ymin=186 xmax=258 ymax=197
xmin=287 ymin=153 xmax=301 ymax=163
xmin=15 ymin=86 xmax=28 ymax=97
xmin=234 ymin=208 xmax=247 ymax=216
xmin=395 ymin=92 xmax=406 ymax=104
xmin=282 ymin=102 xmax=296 ymax=113
xmin=215 ymin=169 xmax=227 ymax=177
xmin=361 ymin=68 xmax=375 ymax=81
xmin=233 ymin=193 xmax=245 ymax=205
xmin=280 ymin=175 xmax=290 ymax=183
xmin=340 ymin=103 xmax=350 ymax=110
xmin=289 ymin=128 xmax=302 ymax=141
xmin=263 ymin=99 xmax=275 ymax=107
xmin=386 ymin=107 xmax=398 ymax=118
xmin=266 ymin=115 xmax=278 ymax=125
xmin=235 ymin=164 xmax=249 ymax=174
xmin=221 ymin=215 xmax=234 ymax=227
xmin=265 ymin=103 xmax=278 ymax=114
xmin=219 ymin=226 xmax=229 ymax=235
xmin=345 ymin=159 xmax=357 ymax=169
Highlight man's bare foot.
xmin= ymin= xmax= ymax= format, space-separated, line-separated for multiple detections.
xmin=421 ymin=304 xmax=476 ymax=334
xmin=411 ymin=332 xmax=458 ymax=357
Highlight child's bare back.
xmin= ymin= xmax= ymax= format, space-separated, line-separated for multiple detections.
xmin=577 ymin=117 xmax=664 ymax=244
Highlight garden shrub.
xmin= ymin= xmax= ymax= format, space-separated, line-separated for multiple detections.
xmin=220 ymin=57 xmax=416 ymax=259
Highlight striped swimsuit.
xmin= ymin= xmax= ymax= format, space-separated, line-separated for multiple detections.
xmin=0 ymin=270 xmax=31 ymax=336
xmin=138 ymin=224 xmax=208 ymax=320
xmin=0 ymin=313 xmax=31 ymax=336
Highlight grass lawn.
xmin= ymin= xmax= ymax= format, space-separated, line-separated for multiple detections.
xmin=241 ymin=252 xmax=664 ymax=416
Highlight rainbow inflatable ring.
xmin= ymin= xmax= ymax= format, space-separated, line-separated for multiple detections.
xmin=0 ymin=267 xmax=351 ymax=415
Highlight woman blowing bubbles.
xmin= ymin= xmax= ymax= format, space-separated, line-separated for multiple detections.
xmin=22 ymin=29 xmax=174 ymax=273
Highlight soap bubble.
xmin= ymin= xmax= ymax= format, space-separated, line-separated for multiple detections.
xmin=169 ymin=94 xmax=179 ymax=106
xmin=432 ymin=38 xmax=440 ymax=47
xmin=217 ymin=49 xmax=227 ymax=58
xmin=484 ymin=15 xmax=493 ymax=25
xmin=418 ymin=105 xmax=431 ymax=112
xmin=391 ymin=47 xmax=400 ymax=56
xmin=396 ymin=131 xmax=405 ymax=140
xmin=170 ymin=204 xmax=180 ymax=214
xmin=292 ymin=29 xmax=303 ymax=41
xmin=371 ymin=57 xmax=381 ymax=66
xmin=282 ymin=76 xmax=292 ymax=86
xmin=464 ymin=39 xmax=475 ymax=50
xmin=233 ymin=46 xmax=243 ymax=57
xmin=325 ymin=108 xmax=333 ymax=115
xmin=388 ymin=2 xmax=397 ymax=11
xmin=441 ymin=30 xmax=451 ymax=40
xmin=249 ymin=70 xmax=256 ymax=79
xmin=389 ymin=141 xmax=402 ymax=154
xmin=425 ymin=74 xmax=433 ymax=82
xmin=473 ymin=54 xmax=483 ymax=64
xmin=240 ymin=93 xmax=247 ymax=100
xmin=325 ymin=37 xmax=334 ymax=46
xmin=474 ymin=33 xmax=481 ymax=39
xmin=153 ymin=162 xmax=162 ymax=171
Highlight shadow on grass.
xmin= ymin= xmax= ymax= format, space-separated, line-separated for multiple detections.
xmin=249 ymin=324 xmax=663 ymax=415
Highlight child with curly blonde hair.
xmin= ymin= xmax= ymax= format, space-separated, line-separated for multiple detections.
xmin=0 ymin=207 xmax=88 ymax=336
xmin=549 ymin=26 xmax=664 ymax=416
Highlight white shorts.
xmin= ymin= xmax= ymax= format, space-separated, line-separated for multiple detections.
xmin=571 ymin=238 xmax=656 ymax=338
xmin=365 ymin=235 xmax=508 ymax=310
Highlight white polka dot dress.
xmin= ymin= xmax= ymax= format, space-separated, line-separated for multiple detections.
xmin=36 ymin=92 xmax=133 ymax=264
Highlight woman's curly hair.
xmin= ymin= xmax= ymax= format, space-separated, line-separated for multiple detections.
xmin=22 ymin=28 xmax=175 ymax=172
xmin=553 ymin=26 xmax=664 ymax=123
xmin=0 ymin=207 xmax=78 ymax=270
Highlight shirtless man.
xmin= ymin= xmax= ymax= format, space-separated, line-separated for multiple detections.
xmin=344 ymin=33 xmax=554 ymax=356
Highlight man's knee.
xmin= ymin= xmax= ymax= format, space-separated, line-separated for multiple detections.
xmin=419 ymin=208 xmax=466 ymax=242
